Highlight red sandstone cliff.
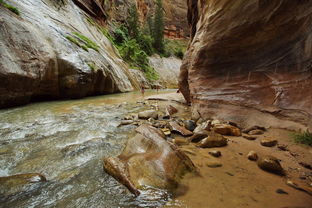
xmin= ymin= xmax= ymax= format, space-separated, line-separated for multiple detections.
xmin=180 ymin=0 xmax=312 ymax=128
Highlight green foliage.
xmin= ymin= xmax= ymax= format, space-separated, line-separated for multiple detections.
xmin=153 ymin=0 xmax=165 ymax=53
xmin=87 ymin=62 xmax=97 ymax=71
xmin=136 ymin=34 xmax=154 ymax=56
xmin=164 ymin=39 xmax=187 ymax=59
xmin=118 ymin=39 xmax=158 ymax=81
xmin=65 ymin=35 xmax=88 ymax=52
xmin=292 ymin=130 xmax=312 ymax=146
xmin=0 ymin=0 xmax=20 ymax=15
xmin=112 ymin=25 xmax=129 ymax=45
xmin=65 ymin=32 xmax=99 ymax=52
xmin=73 ymin=32 xmax=99 ymax=52
xmin=101 ymin=6 xmax=159 ymax=81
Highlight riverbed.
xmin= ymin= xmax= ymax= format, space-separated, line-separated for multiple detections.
xmin=0 ymin=90 xmax=177 ymax=208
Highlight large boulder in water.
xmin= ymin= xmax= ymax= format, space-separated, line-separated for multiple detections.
xmin=0 ymin=173 xmax=47 ymax=201
xmin=179 ymin=0 xmax=312 ymax=129
xmin=103 ymin=124 xmax=197 ymax=195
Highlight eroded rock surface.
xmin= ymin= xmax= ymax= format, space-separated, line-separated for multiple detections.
xmin=103 ymin=124 xmax=196 ymax=195
xmin=179 ymin=0 xmax=312 ymax=129
xmin=0 ymin=0 xmax=138 ymax=108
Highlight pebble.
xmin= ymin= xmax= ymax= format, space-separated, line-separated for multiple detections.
xmin=184 ymin=120 xmax=196 ymax=132
xmin=247 ymin=151 xmax=258 ymax=161
xmin=249 ymin=129 xmax=264 ymax=135
xmin=261 ymin=138 xmax=278 ymax=147
xmin=276 ymin=188 xmax=288 ymax=194
xmin=197 ymin=133 xmax=228 ymax=148
xmin=257 ymin=155 xmax=285 ymax=175
xmin=277 ymin=144 xmax=288 ymax=151
xmin=209 ymin=150 xmax=222 ymax=157
xmin=206 ymin=161 xmax=222 ymax=168
xmin=173 ymin=138 xmax=189 ymax=146
xmin=243 ymin=134 xmax=257 ymax=140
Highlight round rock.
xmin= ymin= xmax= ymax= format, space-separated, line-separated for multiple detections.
xmin=257 ymin=155 xmax=285 ymax=175
xmin=247 ymin=151 xmax=258 ymax=161
xmin=209 ymin=150 xmax=222 ymax=157
xmin=261 ymin=138 xmax=278 ymax=147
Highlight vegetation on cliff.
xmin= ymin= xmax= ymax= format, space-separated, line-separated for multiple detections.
xmin=65 ymin=32 xmax=99 ymax=52
xmin=0 ymin=0 xmax=20 ymax=15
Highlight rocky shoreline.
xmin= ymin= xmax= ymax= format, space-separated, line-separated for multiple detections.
xmin=106 ymin=94 xmax=312 ymax=206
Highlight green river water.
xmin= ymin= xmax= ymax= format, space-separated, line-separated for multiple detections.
xmin=0 ymin=90 xmax=183 ymax=208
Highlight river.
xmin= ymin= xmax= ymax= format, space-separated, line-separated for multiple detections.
xmin=0 ymin=90 xmax=180 ymax=208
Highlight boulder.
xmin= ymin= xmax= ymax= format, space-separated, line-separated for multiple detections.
xmin=261 ymin=138 xmax=278 ymax=147
xmin=165 ymin=105 xmax=178 ymax=116
xmin=213 ymin=124 xmax=241 ymax=136
xmin=184 ymin=120 xmax=196 ymax=132
xmin=197 ymin=133 xmax=227 ymax=148
xmin=257 ymin=155 xmax=285 ymax=175
xmin=189 ymin=131 xmax=209 ymax=143
xmin=0 ymin=173 xmax=47 ymax=200
xmin=103 ymin=124 xmax=197 ymax=195
xmin=169 ymin=121 xmax=193 ymax=136
xmin=138 ymin=110 xmax=158 ymax=120
xmin=0 ymin=173 xmax=46 ymax=184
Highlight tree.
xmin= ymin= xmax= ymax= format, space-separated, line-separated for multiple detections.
xmin=153 ymin=0 xmax=164 ymax=53
xmin=127 ymin=4 xmax=140 ymax=39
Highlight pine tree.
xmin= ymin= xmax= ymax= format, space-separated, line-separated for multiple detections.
xmin=153 ymin=0 xmax=164 ymax=53
xmin=128 ymin=4 xmax=139 ymax=39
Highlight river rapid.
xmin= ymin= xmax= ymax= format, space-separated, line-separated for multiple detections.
xmin=0 ymin=90 xmax=181 ymax=208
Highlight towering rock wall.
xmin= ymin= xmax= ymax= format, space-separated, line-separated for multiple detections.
xmin=180 ymin=0 xmax=312 ymax=128
xmin=0 ymin=0 xmax=140 ymax=108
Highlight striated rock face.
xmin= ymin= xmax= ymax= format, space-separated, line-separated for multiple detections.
xmin=180 ymin=0 xmax=312 ymax=128
xmin=0 ymin=0 xmax=139 ymax=108
xmin=148 ymin=55 xmax=182 ymax=88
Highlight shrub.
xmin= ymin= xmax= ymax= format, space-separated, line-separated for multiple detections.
xmin=66 ymin=35 xmax=88 ymax=52
xmin=87 ymin=62 xmax=97 ymax=71
xmin=112 ymin=25 xmax=129 ymax=45
xmin=292 ymin=130 xmax=312 ymax=146
xmin=164 ymin=39 xmax=187 ymax=59
xmin=136 ymin=34 xmax=154 ymax=56
xmin=174 ymin=49 xmax=184 ymax=59
xmin=73 ymin=32 xmax=100 ymax=52
xmin=0 ymin=0 xmax=20 ymax=15
xmin=66 ymin=32 xmax=100 ymax=52
xmin=118 ymin=39 xmax=159 ymax=81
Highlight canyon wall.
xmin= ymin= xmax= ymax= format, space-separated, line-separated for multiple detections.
xmin=180 ymin=0 xmax=312 ymax=128
xmin=0 ymin=0 xmax=139 ymax=108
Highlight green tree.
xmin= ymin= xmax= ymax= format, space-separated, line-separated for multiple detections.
xmin=127 ymin=4 xmax=140 ymax=39
xmin=153 ymin=0 xmax=164 ymax=53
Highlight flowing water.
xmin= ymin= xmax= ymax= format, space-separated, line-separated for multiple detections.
xmin=0 ymin=90 xmax=178 ymax=208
